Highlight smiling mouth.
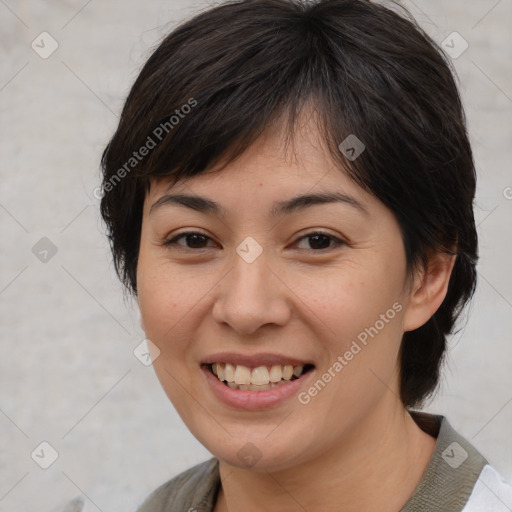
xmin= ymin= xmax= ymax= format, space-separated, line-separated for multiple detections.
xmin=207 ymin=362 xmax=315 ymax=391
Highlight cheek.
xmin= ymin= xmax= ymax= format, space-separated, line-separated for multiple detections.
xmin=295 ymin=257 xmax=405 ymax=339
xmin=137 ymin=245 xmax=194 ymax=333
xmin=136 ymin=249 xmax=188 ymax=374
xmin=136 ymin=262 xmax=199 ymax=407
xmin=136 ymin=246 xmax=221 ymax=392
xmin=298 ymin=260 xmax=406 ymax=396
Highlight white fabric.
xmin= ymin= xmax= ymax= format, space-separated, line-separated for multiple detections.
xmin=462 ymin=464 xmax=512 ymax=512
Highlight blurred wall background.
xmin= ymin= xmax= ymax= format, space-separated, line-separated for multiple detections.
xmin=1 ymin=1 xmax=511 ymax=510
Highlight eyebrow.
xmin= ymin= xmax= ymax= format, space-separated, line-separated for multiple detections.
xmin=149 ymin=191 xmax=368 ymax=218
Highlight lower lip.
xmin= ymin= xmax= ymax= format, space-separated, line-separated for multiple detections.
xmin=201 ymin=365 xmax=314 ymax=411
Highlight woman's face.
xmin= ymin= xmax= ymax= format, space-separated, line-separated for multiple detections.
xmin=137 ymin=120 xmax=420 ymax=472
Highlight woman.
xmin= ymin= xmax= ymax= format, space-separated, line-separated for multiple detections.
xmin=95 ymin=0 xmax=512 ymax=510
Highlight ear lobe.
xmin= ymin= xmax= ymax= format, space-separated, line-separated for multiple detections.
xmin=402 ymin=251 xmax=457 ymax=333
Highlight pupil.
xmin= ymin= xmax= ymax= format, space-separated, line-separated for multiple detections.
xmin=310 ymin=234 xmax=330 ymax=250
xmin=188 ymin=234 xmax=206 ymax=248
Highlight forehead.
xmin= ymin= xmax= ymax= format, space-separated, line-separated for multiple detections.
xmin=146 ymin=114 xmax=370 ymax=207
xmin=144 ymin=153 xmax=384 ymax=232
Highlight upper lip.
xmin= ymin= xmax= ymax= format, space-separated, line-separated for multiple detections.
xmin=202 ymin=352 xmax=314 ymax=368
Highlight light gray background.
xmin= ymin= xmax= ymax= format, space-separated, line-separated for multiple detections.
xmin=0 ymin=1 xmax=511 ymax=511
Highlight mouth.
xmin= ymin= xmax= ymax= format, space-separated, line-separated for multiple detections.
xmin=205 ymin=362 xmax=315 ymax=391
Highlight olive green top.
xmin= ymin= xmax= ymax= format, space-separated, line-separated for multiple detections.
xmin=136 ymin=412 xmax=492 ymax=512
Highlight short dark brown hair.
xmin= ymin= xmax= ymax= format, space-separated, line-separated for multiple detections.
xmin=100 ymin=0 xmax=478 ymax=408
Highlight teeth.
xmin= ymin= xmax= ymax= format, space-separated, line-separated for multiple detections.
xmin=282 ymin=365 xmax=293 ymax=380
xmin=234 ymin=365 xmax=251 ymax=385
xmin=211 ymin=362 xmax=308 ymax=389
xmin=251 ymin=366 xmax=270 ymax=385
xmin=269 ymin=365 xmax=282 ymax=382
xmin=224 ymin=363 xmax=235 ymax=382
xmin=248 ymin=383 xmax=270 ymax=391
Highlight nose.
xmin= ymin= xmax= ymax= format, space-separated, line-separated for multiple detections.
xmin=211 ymin=247 xmax=291 ymax=336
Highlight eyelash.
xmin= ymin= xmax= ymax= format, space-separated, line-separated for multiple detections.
xmin=162 ymin=231 xmax=346 ymax=252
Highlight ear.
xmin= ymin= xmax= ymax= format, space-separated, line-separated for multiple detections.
xmin=402 ymin=251 xmax=457 ymax=332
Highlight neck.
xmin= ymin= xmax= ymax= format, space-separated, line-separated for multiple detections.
xmin=215 ymin=397 xmax=436 ymax=512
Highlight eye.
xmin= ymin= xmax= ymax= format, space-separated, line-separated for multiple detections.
xmin=163 ymin=231 xmax=216 ymax=250
xmin=294 ymin=232 xmax=345 ymax=251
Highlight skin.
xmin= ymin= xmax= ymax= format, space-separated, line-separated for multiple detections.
xmin=136 ymin=113 xmax=456 ymax=512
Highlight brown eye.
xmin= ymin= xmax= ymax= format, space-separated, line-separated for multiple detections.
xmin=295 ymin=232 xmax=345 ymax=251
xmin=164 ymin=232 xmax=215 ymax=250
